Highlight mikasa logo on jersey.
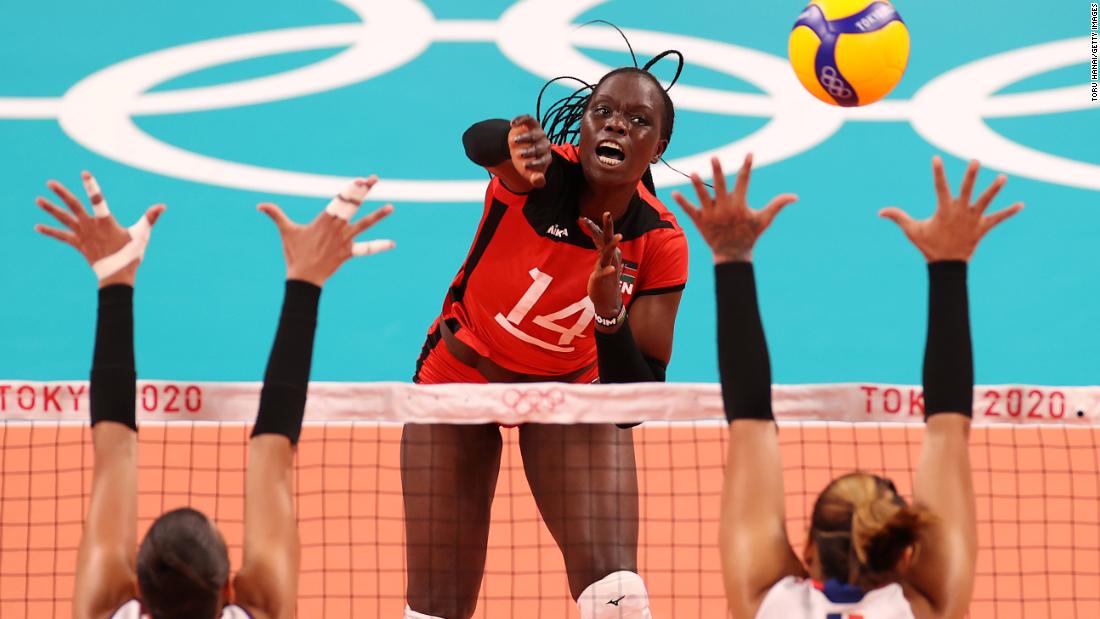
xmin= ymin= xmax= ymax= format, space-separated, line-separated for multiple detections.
xmin=546 ymin=224 xmax=569 ymax=238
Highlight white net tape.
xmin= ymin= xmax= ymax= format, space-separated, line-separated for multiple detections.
xmin=0 ymin=381 xmax=1096 ymax=426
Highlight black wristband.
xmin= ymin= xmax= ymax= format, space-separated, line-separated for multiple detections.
xmin=90 ymin=285 xmax=137 ymax=431
xmin=923 ymin=261 xmax=973 ymax=418
xmin=462 ymin=119 xmax=511 ymax=167
xmin=251 ymin=280 xmax=322 ymax=445
xmin=715 ymin=262 xmax=774 ymax=423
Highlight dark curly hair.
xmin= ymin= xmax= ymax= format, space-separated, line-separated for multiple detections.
xmin=136 ymin=507 xmax=229 ymax=619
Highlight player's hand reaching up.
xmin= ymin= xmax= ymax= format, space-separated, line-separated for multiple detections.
xmin=259 ymin=176 xmax=395 ymax=287
xmin=509 ymin=114 xmax=551 ymax=189
xmin=672 ymin=154 xmax=798 ymax=263
xmin=34 ymin=171 xmax=166 ymax=288
xmin=579 ymin=211 xmax=624 ymax=324
xmin=879 ymin=156 xmax=1023 ymax=261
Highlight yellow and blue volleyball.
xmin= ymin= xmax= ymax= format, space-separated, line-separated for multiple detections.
xmin=788 ymin=0 xmax=910 ymax=107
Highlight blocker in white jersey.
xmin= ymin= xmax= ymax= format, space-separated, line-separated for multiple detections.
xmin=53 ymin=175 xmax=390 ymax=619
xmin=110 ymin=599 xmax=253 ymax=619
xmin=755 ymin=577 xmax=914 ymax=619
xmin=677 ymin=155 xmax=1023 ymax=619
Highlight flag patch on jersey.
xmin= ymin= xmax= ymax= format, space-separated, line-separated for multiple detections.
xmin=826 ymin=614 xmax=864 ymax=619
xmin=620 ymin=260 xmax=638 ymax=285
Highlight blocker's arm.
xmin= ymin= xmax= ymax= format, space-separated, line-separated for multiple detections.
xmin=715 ymin=263 xmax=806 ymax=619
xmin=237 ymin=180 xmax=396 ymax=618
xmin=34 ymin=173 xmax=164 ymax=619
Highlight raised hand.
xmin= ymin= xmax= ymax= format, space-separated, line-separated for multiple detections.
xmin=672 ymin=155 xmax=798 ymax=263
xmin=879 ymin=157 xmax=1023 ymax=262
xmin=509 ymin=114 xmax=551 ymax=189
xmin=579 ymin=211 xmax=624 ymax=321
xmin=34 ymin=171 xmax=166 ymax=288
xmin=258 ymin=176 xmax=395 ymax=287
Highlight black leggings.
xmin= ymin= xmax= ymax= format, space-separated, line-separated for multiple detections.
xmin=401 ymin=423 xmax=640 ymax=619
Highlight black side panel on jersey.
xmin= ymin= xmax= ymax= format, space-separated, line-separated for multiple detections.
xmin=449 ymin=199 xmax=509 ymax=304
xmin=522 ymin=151 xmax=673 ymax=248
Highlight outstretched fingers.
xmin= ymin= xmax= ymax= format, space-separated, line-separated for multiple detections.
xmin=878 ymin=206 xmax=917 ymax=235
xmin=351 ymin=239 xmax=396 ymax=257
xmin=144 ymin=204 xmax=167 ymax=226
xmin=347 ymin=204 xmax=396 ymax=257
xmin=325 ymin=176 xmax=377 ymax=221
xmin=760 ymin=193 xmax=799 ymax=228
xmin=980 ymin=202 xmax=1024 ymax=235
xmin=35 ymin=223 xmax=78 ymax=248
xmin=48 ymin=180 xmax=89 ymax=219
xmin=81 ymin=171 xmax=110 ymax=218
xmin=958 ymin=160 xmax=980 ymax=206
xmin=931 ymin=156 xmax=952 ymax=207
xmin=731 ymin=153 xmax=753 ymax=203
xmin=348 ymin=204 xmax=394 ymax=238
xmin=601 ymin=244 xmax=622 ymax=276
xmin=258 ymin=203 xmax=294 ymax=231
xmin=670 ymin=191 xmax=701 ymax=225
xmin=974 ymin=175 xmax=1007 ymax=214
xmin=599 ymin=233 xmax=622 ymax=268
xmin=579 ymin=216 xmax=605 ymax=246
xmin=36 ymin=197 xmax=79 ymax=230
xmin=601 ymin=211 xmax=616 ymax=243
xmin=710 ymin=157 xmax=729 ymax=199
xmin=690 ymin=173 xmax=713 ymax=211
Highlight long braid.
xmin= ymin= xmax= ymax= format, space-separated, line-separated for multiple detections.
xmin=536 ymin=77 xmax=594 ymax=146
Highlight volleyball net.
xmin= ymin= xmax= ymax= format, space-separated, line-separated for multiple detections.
xmin=1 ymin=382 xmax=1098 ymax=618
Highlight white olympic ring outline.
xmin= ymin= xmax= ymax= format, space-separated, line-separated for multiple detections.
xmin=0 ymin=0 xmax=1096 ymax=201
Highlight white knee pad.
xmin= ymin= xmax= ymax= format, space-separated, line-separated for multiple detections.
xmin=403 ymin=604 xmax=446 ymax=619
xmin=576 ymin=571 xmax=652 ymax=619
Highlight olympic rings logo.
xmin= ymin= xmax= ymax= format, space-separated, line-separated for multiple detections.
xmin=1 ymin=0 xmax=1096 ymax=198
xmin=503 ymin=387 xmax=566 ymax=417
xmin=818 ymin=66 xmax=854 ymax=100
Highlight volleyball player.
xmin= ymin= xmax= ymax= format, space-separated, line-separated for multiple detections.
xmin=672 ymin=155 xmax=1022 ymax=618
xmin=402 ymin=58 xmax=776 ymax=618
xmin=36 ymin=173 xmax=393 ymax=619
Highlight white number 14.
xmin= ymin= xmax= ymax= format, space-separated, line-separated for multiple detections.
xmin=494 ymin=268 xmax=594 ymax=353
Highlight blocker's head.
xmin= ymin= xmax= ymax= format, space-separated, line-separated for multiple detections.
xmin=804 ymin=472 xmax=931 ymax=590
xmin=136 ymin=507 xmax=231 ymax=619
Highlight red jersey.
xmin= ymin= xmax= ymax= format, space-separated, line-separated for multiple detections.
xmin=428 ymin=143 xmax=689 ymax=377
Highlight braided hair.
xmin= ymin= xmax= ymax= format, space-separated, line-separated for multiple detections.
xmin=535 ymin=22 xmax=686 ymax=191
xmin=536 ymin=58 xmax=682 ymax=146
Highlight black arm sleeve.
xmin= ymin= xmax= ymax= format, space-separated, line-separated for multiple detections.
xmin=596 ymin=319 xmax=666 ymax=429
xmin=715 ymin=262 xmax=774 ymax=423
xmin=251 ymin=280 xmax=322 ymax=445
xmin=594 ymin=320 xmax=665 ymax=383
xmin=462 ymin=119 xmax=511 ymax=167
xmin=89 ymin=285 xmax=137 ymax=431
xmin=922 ymin=261 xmax=973 ymax=418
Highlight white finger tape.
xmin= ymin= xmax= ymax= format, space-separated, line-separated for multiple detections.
xmin=352 ymin=239 xmax=396 ymax=257
xmin=91 ymin=215 xmax=152 ymax=280
xmin=325 ymin=179 xmax=370 ymax=221
xmin=82 ymin=176 xmax=111 ymax=218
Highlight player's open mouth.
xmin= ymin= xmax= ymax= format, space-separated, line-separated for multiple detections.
xmin=596 ymin=141 xmax=626 ymax=167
